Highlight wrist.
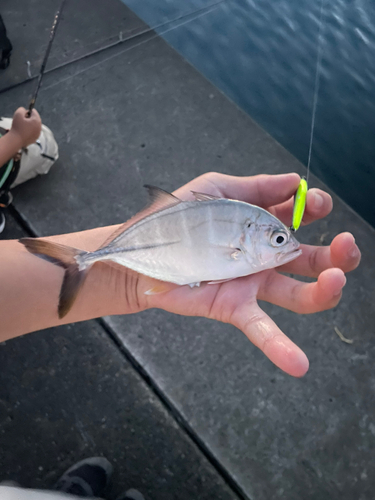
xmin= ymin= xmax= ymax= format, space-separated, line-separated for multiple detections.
xmin=6 ymin=129 xmax=24 ymax=151
xmin=0 ymin=130 xmax=23 ymax=166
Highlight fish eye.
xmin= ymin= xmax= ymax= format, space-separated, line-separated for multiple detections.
xmin=271 ymin=230 xmax=289 ymax=247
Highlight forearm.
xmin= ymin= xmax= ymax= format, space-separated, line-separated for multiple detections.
xmin=0 ymin=225 xmax=145 ymax=341
xmin=0 ymin=131 xmax=22 ymax=166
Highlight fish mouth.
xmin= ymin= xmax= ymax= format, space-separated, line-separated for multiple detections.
xmin=276 ymin=248 xmax=302 ymax=265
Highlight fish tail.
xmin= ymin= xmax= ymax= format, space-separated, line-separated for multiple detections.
xmin=19 ymin=237 xmax=89 ymax=319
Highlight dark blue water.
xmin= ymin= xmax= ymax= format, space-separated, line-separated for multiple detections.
xmin=122 ymin=0 xmax=375 ymax=227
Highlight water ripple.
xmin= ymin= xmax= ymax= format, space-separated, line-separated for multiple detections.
xmin=123 ymin=0 xmax=375 ymax=226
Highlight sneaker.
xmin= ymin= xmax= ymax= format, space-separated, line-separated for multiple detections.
xmin=54 ymin=457 xmax=113 ymax=498
xmin=0 ymin=212 xmax=5 ymax=234
xmin=0 ymin=50 xmax=11 ymax=70
xmin=0 ymin=15 xmax=12 ymax=70
xmin=116 ymin=489 xmax=145 ymax=500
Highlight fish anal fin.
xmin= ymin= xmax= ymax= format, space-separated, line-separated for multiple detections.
xmin=207 ymin=278 xmax=234 ymax=285
xmin=191 ymin=191 xmax=221 ymax=201
xmin=144 ymin=283 xmax=175 ymax=295
xmin=98 ymin=185 xmax=181 ymax=249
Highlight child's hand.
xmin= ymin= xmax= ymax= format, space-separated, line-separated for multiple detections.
xmin=9 ymin=107 xmax=42 ymax=148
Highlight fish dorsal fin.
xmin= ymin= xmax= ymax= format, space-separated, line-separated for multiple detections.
xmin=144 ymin=184 xmax=181 ymax=208
xmin=98 ymin=185 xmax=181 ymax=249
xmin=191 ymin=191 xmax=221 ymax=201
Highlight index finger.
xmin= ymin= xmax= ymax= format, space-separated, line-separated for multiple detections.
xmin=174 ymin=172 xmax=301 ymax=208
xmin=269 ymin=188 xmax=333 ymax=227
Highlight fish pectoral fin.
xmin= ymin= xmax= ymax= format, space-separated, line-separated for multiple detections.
xmin=230 ymin=249 xmax=242 ymax=260
xmin=217 ymin=246 xmax=243 ymax=261
xmin=191 ymin=191 xmax=221 ymax=201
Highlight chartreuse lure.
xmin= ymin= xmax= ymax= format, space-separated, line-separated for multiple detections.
xmin=290 ymin=177 xmax=308 ymax=232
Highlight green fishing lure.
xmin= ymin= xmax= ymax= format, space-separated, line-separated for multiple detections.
xmin=290 ymin=178 xmax=307 ymax=232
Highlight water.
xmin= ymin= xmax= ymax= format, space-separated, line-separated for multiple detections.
xmin=121 ymin=0 xmax=375 ymax=227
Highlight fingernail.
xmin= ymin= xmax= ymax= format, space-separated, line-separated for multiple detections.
xmin=333 ymin=275 xmax=347 ymax=296
xmin=313 ymin=192 xmax=324 ymax=210
xmin=349 ymin=245 xmax=359 ymax=259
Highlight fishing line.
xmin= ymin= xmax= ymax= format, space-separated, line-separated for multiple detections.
xmin=41 ymin=1 xmax=224 ymax=94
xmin=28 ymin=0 xmax=226 ymax=79
xmin=306 ymin=0 xmax=326 ymax=184
xmin=291 ymin=0 xmax=326 ymax=232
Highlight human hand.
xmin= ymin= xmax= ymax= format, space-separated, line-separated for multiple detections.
xmin=9 ymin=107 xmax=42 ymax=148
xmin=129 ymin=172 xmax=360 ymax=377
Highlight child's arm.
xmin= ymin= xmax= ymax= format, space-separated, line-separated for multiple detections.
xmin=0 ymin=173 xmax=361 ymax=378
xmin=0 ymin=107 xmax=41 ymax=166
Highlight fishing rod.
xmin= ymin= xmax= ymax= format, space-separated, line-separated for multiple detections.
xmin=21 ymin=0 xmax=224 ymax=108
xmin=291 ymin=0 xmax=325 ymax=232
xmin=39 ymin=2 xmax=224 ymax=95
xmin=27 ymin=0 xmax=68 ymax=117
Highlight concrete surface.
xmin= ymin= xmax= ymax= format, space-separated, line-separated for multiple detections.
xmin=1 ymin=1 xmax=375 ymax=499
xmin=0 ymin=0 xmax=146 ymax=92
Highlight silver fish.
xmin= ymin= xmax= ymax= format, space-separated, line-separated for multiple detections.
xmin=20 ymin=185 xmax=301 ymax=317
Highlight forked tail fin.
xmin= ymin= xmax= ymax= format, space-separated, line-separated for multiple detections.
xmin=19 ymin=238 xmax=89 ymax=318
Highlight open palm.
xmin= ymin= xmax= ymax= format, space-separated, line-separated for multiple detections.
xmin=137 ymin=172 xmax=361 ymax=377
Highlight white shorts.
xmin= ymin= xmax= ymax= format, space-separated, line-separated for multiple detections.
xmin=0 ymin=117 xmax=58 ymax=188
xmin=0 ymin=485 xmax=102 ymax=500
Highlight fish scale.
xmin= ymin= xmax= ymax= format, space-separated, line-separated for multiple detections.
xmin=78 ymin=198 xmax=298 ymax=285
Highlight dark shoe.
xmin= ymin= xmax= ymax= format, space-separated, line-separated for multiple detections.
xmin=0 ymin=49 xmax=11 ymax=70
xmin=54 ymin=457 xmax=113 ymax=497
xmin=116 ymin=489 xmax=145 ymax=500
xmin=0 ymin=13 xmax=12 ymax=70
